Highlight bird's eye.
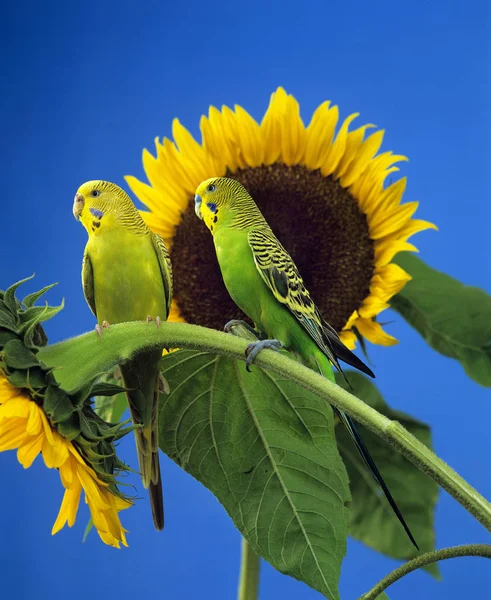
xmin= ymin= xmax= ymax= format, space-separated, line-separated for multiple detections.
xmin=90 ymin=190 xmax=100 ymax=198
xmin=207 ymin=184 xmax=216 ymax=193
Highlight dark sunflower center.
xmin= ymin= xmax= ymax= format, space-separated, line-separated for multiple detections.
xmin=170 ymin=164 xmax=374 ymax=332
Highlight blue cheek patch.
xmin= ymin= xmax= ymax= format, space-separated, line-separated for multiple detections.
xmin=206 ymin=202 xmax=217 ymax=213
xmin=89 ymin=207 xmax=104 ymax=219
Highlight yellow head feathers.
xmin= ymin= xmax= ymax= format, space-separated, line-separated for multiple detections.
xmin=73 ymin=180 xmax=142 ymax=237
xmin=194 ymin=177 xmax=255 ymax=233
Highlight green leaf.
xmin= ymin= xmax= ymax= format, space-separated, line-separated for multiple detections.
xmin=160 ymin=349 xmax=351 ymax=600
xmin=392 ymin=253 xmax=491 ymax=386
xmin=335 ymin=372 xmax=439 ymax=577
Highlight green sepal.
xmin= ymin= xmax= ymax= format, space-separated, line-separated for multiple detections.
xmin=22 ymin=283 xmax=59 ymax=308
xmin=19 ymin=301 xmax=65 ymax=332
xmin=56 ymin=413 xmax=82 ymax=441
xmin=8 ymin=367 xmax=47 ymax=390
xmin=89 ymin=381 xmax=127 ymax=398
xmin=43 ymin=385 xmax=76 ymax=424
xmin=70 ymin=372 xmax=109 ymax=407
xmin=2 ymin=339 xmax=39 ymax=369
xmin=0 ymin=329 xmax=18 ymax=346
xmin=2 ymin=275 xmax=33 ymax=315
xmin=0 ymin=302 xmax=18 ymax=332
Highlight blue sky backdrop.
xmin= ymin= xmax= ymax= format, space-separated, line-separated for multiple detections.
xmin=1 ymin=1 xmax=489 ymax=599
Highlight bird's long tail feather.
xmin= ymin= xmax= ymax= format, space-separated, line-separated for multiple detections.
xmin=313 ymin=351 xmax=418 ymax=549
xmin=121 ymin=356 xmax=164 ymax=531
xmin=334 ymin=407 xmax=418 ymax=549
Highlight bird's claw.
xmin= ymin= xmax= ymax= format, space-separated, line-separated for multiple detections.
xmin=147 ymin=315 xmax=162 ymax=328
xmin=245 ymin=339 xmax=282 ymax=372
xmin=224 ymin=319 xmax=250 ymax=334
xmin=95 ymin=321 xmax=110 ymax=339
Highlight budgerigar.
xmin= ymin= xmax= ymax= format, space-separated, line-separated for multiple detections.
xmin=73 ymin=180 xmax=173 ymax=530
xmin=194 ymin=176 xmax=418 ymax=548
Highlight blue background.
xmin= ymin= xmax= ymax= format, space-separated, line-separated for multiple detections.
xmin=1 ymin=1 xmax=489 ymax=599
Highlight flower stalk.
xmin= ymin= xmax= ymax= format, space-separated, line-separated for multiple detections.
xmin=40 ymin=320 xmax=491 ymax=532
xmin=359 ymin=544 xmax=491 ymax=599
xmin=238 ymin=538 xmax=260 ymax=600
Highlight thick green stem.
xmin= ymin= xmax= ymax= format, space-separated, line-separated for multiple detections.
xmin=40 ymin=321 xmax=491 ymax=531
xmin=238 ymin=538 xmax=260 ymax=600
xmin=360 ymin=544 xmax=491 ymax=599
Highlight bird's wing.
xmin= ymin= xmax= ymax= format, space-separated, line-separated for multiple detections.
xmin=81 ymin=249 xmax=97 ymax=318
xmin=248 ymin=228 xmax=374 ymax=378
xmin=151 ymin=232 xmax=173 ymax=317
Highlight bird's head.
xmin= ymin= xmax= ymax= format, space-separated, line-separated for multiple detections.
xmin=73 ymin=180 xmax=132 ymax=236
xmin=195 ymin=177 xmax=252 ymax=234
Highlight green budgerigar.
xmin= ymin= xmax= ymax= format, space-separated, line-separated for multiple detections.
xmin=194 ymin=176 xmax=418 ymax=548
xmin=73 ymin=180 xmax=173 ymax=530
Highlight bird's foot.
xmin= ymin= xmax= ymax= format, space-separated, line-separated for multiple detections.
xmin=95 ymin=320 xmax=110 ymax=339
xmin=224 ymin=320 xmax=266 ymax=340
xmin=245 ymin=339 xmax=282 ymax=372
xmin=147 ymin=315 xmax=162 ymax=328
xmin=224 ymin=319 xmax=251 ymax=333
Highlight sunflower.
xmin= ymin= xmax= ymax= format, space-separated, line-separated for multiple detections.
xmin=126 ymin=87 xmax=436 ymax=349
xmin=0 ymin=374 xmax=131 ymax=548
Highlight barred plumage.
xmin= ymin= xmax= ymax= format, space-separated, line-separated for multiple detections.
xmin=195 ymin=176 xmax=418 ymax=549
xmin=74 ymin=179 xmax=172 ymax=531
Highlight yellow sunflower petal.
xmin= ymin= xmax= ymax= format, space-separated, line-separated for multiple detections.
xmin=339 ymin=329 xmax=357 ymax=350
xmin=76 ymin=463 xmax=110 ymax=509
xmin=0 ymin=423 xmax=29 ymax=451
xmin=42 ymin=433 xmax=69 ymax=469
xmin=370 ymin=201 xmax=419 ymax=239
xmin=233 ymin=105 xmax=264 ymax=167
xmin=260 ymin=87 xmax=286 ymax=165
xmin=340 ymin=129 xmax=385 ymax=188
xmin=17 ymin=433 xmax=43 ymax=468
xmin=322 ymin=112 xmax=359 ymax=177
xmin=200 ymin=107 xmax=234 ymax=172
xmin=391 ymin=218 xmax=439 ymax=240
xmin=336 ymin=124 xmax=376 ymax=180
xmin=52 ymin=482 xmax=82 ymax=534
xmin=356 ymin=318 xmax=398 ymax=346
xmin=138 ymin=210 xmax=175 ymax=240
xmin=0 ymin=397 xmax=30 ymax=419
xmin=374 ymin=239 xmax=418 ymax=266
xmin=304 ymin=101 xmax=339 ymax=170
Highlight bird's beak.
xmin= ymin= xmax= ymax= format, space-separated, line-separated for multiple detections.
xmin=73 ymin=193 xmax=85 ymax=221
xmin=194 ymin=194 xmax=203 ymax=219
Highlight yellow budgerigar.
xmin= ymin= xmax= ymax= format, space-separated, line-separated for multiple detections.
xmin=73 ymin=180 xmax=173 ymax=530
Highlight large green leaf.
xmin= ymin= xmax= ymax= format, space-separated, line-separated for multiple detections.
xmin=335 ymin=372 xmax=439 ymax=577
xmin=160 ymin=349 xmax=351 ymax=600
xmin=392 ymin=253 xmax=491 ymax=386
